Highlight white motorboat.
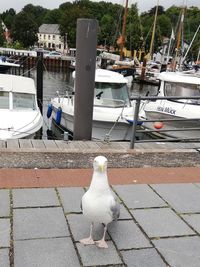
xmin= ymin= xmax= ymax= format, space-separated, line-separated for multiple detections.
xmin=0 ymin=74 xmax=43 ymax=140
xmin=140 ymin=71 xmax=200 ymax=140
xmin=49 ymin=69 xmax=139 ymax=141
xmin=0 ymin=56 xmax=20 ymax=73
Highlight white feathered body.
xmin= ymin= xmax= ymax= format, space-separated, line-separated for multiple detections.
xmin=81 ymin=171 xmax=119 ymax=224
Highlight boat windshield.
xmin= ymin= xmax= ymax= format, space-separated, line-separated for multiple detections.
xmin=164 ymin=81 xmax=200 ymax=104
xmin=0 ymin=92 xmax=9 ymax=109
xmin=13 ymin=93 xmax=36 ymax=110
xmin=94 ymin=82 xmax=130 ymax=107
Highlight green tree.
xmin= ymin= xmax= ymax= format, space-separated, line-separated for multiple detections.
xmin=59 ymin=2 xmax=91 ymax=47
xmin=98 ymin=14 xmax=115 ymax=46
xmin=11 ymin=11 xmax=38 ymax=48
xmin=0 ymin=24 xmax=5 ymax=46
xmin=22 ymin=4 xmax=48 ymax=26
xmin=43 ymin=9 xmax=62 ymax=24
xmin=126 ymin=3 xmax=142 ymax=53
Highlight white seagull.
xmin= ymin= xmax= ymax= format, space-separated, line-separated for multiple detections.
xmin=80 ymin=155 xmax=120 ymax=248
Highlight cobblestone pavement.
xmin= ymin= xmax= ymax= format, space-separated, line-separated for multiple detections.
xmin=1 ymin=183 xmax=200 ymax=266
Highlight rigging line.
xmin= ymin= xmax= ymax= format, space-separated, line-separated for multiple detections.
xmin=19 ymin=65 xmax=37 ymax=76
xmin=111 ymin=4 xmax=124 ymax=47
xmin=104 ymin=101 xmax=126 ymax=140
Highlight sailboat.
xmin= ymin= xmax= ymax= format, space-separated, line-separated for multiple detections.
xmin=135 ymin=0 xmax=161 ymax=81
xmin=99 ymin=0 xmax=136 ymax=87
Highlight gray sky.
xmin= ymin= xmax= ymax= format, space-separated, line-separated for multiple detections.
xmin=0 ymin=0 xmax=199 ymax=13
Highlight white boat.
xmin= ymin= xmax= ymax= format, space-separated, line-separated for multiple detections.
xmin=50 ymin=69 xmax=138 ymax=141
xmin=0 ymin=74 xmax=43 ymax=140
xmin=140 ymin=71 xmax=200 ymax=140
xmin=0 ymin=56 xmax=20 ymax=73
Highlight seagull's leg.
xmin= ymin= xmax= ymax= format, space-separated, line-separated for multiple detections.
xmin=79 ymin=222 xmax=95 ymax=245
xmin=95 ymin=224 xmax=108 ymax=248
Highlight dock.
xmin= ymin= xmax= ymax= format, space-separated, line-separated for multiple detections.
xmin=0 ymin=139 xmax=200 ymax=168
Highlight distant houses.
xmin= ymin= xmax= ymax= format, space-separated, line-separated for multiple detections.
xmin=37 ymin=24 xmax=68 ymax=54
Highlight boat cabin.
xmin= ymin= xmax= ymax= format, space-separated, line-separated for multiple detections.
xmin=158 ymin=72 xmax=200 ymax=104
xmin=0 ymin=74 xmax=37 ymax=110
xmin=72 ymin=68 xmax=131 ymax=108
xmin=94 ymin=69 xmax=131 ymax=108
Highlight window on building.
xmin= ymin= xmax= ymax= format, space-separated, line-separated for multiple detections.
xmin=44 ymin=34 xmax=46 ymax=39
xmin=53 ymin=35 xmax=55 ymax=40
xmin=48 ymin=35 xmax=50 ymax=40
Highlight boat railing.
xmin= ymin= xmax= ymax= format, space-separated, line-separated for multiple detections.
xmin=130 ymin=95 xmax=200 ymax=149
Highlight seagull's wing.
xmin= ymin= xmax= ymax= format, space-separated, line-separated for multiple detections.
xmin=110 ymin=196 xmax=120 ymax=221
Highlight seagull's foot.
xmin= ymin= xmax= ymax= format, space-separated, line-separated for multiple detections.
xmin=79 ymin=237 xmax=95 ymax=245
xmin=95 ymin=239 xmax=108 ymax=248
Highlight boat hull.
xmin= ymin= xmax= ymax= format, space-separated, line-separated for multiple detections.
xmin=51 ymin=106 xmax=133 ymax=141
xmin=142 ymin=100 xmax=200 ymax=140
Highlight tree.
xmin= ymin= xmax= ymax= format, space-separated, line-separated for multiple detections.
xmin=11 ymin=11 xmax=38 ymax=48
xmin=98 ymin=14 xmax=115 ymax=46
xmin=0 ymin=24 xmax=5 ymax=46
xmin=59 ymin=2 xmax=91 ymax=47
xmin=22 ymin=4 xmax=48 ymax=27
xmin=43 ymin=9 xmax=62 ymax=24
xmin=126 ymin=3 xmax=142 ymax=53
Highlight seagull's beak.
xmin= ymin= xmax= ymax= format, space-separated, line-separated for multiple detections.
xmin=98 ymin=164 xmax=104 ymax=172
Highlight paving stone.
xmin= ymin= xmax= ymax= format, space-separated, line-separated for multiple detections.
xmin=118 ymin=203 xmax=132 ymax=220
xmin=114 ymin=185 xmax=166 ymax=209
xmin=13 ymin=207 xmax=69 ymax=240
xmin=153 ymin=236 xmax=200 ymax=267
xmin=0 ymin=248 xmax=9 ymax=266
xmin=108 ymin=220 xmax=151 ymax=250
xmin=151 ymin=183 xmax=200 ymax=213
xmin=77 ymin=241 xmax=122 ymax=266
xmin=13 ymin=188 xmax=59 ymax=208
xmin=132 ymin=208 xmax=194 ymax=238
xmin=182 ymin=214 xmax=200 ymax=234
xmin=121 ymin=248 xmax=166 ymax=267
xmin=14 ymin=237 xmax=80 ymax=267
xmin=0 ymin=219 xmax=10 ymax=247
xmin=67 ymin=214 xmax=110 ymax=241
xmin=0 ymin=190 xmax=10 ymax=217
xmin=58 ymin=187 xmax=84 ymax=213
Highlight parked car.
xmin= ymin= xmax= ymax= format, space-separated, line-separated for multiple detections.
xmin=44 ymin=51 xmax=62 ymax=59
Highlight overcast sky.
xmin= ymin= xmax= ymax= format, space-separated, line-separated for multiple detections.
xmin=0 ymin=0 xmax=199 ymax=13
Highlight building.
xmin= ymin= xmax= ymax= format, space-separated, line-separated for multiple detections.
xmin=37 ymin=24 xmax=68 ymax=53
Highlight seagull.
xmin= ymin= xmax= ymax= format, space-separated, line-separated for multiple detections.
xmin=80 ymin=155 xmax=120 ymax=248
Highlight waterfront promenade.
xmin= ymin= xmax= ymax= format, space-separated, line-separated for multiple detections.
xmin=1 ymin=140 xmax=200 ymax=266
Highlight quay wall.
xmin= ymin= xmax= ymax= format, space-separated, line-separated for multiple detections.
xmin=0 ymin=139 xmax=199 ymax=169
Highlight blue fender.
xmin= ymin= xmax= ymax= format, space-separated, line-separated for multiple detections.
xmin=46 ymin=103 xmax=53 ymax=118
xmin=55 ymin=107 xmax=62 ymax=125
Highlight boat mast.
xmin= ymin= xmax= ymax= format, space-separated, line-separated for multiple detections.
xmin=197 ymin=47 xmax=200 ymax=63
xmin=120 ymin=0 xmax=128 ymax=60
xmin=182 ymin=24 xmax=200 ymax=64
xmin=173 ymin=2 xmax=186 ymax=70
xmin=148 ymin=0 xmax=159 ymax=60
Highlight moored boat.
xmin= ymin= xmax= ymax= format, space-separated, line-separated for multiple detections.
xmin=140 ymin=71 xmax=200 ymax=140
xmin=49 ymin=69 xmax=140 ymax=141
xmin=0 ymin=74 xmax=43 ymax=140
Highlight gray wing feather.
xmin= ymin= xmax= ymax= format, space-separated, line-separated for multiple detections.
xmin=110 ymin=200 xmax=120 ymax=221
